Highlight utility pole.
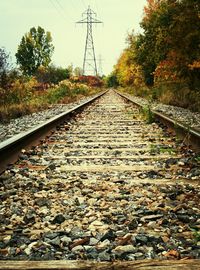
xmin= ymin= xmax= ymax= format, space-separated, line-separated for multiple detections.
xmin=76 ymin=6 xmax=102 ymax=76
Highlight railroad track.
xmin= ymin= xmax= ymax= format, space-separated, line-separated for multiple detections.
xmin=117 ymin=91 xmax=200 ymax=152
xmin=0 ymin=90 xmax=107 ymax=174
xmin=0 ymin=89 xmax=200 ymax=269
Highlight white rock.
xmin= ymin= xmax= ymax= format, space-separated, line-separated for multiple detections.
xmin=24 ymin=247 xmax=31 ymax=255
xmin=113 ymin=245 xmax=136 ymax=255
xmin=97 ymin=239 xmax=111 ymax=250
xmin=60 ymin=236 xmax=72 ymax=245
xmin=71 ymin=245 xmax=84 ymax=253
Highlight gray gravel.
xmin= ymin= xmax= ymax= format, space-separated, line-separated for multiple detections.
xmin=1 ymin=91 xmax=199 ymax=145
xmin=121 ymin=94 xmax=200 ymax=132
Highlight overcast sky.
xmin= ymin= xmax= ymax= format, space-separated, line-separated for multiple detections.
xmin=1 ymin=0 xmax=147 ymax=75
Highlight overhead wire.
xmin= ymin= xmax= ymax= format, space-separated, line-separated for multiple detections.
xmin=94 ymin=0 xmax=101 ymax=19
xmin=49 ymin=0 xmax=73 ymax=22
xmin=81 ymin=0 xmax=87 ymax=9
xmin=55 ymin=0 xmax=64 ymax=10
xmin=49 ymin=0 xmax=67 ymax=21
xmin=55 ymin=0 xmax=74 ymax=21
xmin=68 ymin=0 xmax=78 ymax=11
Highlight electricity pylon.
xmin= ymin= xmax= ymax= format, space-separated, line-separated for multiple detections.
xmin=98 ymin=54 xmax=104 ymax=77
xmin=76 ymin=6 xmax=102 ymax=76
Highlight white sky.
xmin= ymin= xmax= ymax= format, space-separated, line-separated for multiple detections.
xmin=0 ymin=0 xmax=147 ymax=75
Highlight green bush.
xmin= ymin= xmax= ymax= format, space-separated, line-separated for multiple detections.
xmin=45 ymin=86 xmax=70 ymax=104
xmin=36 ymin=65 xmax=72 ymax=85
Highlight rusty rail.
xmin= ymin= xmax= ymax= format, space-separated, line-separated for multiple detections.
xmin=0 ymin=90 xmax=107 ymax=174
xmin=116 ymin=90 xmax=200 ymax=152
xmin=1 ymin=259 xmax=200 ymax=270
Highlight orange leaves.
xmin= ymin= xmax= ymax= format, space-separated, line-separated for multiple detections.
xmin=77 ymin=76 xmax=103 ymax=87
xmin=154 ymin=51 xmax=182 ymax=82
xmin=154 ymin=60 xmax=178 ymax=82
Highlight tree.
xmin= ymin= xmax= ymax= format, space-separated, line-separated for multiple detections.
xmin=105 ymin=72 xmax=119 ymax=88
xmin=135 ymin=0 xmax=175 ymax=85
xmin=113 ymin=32 xmax=144 ymax=88
xmin=0 ymin=47 xmax=11 ymax=88
xmin=134 ymin=0 xmax=200 ymax=88
xmin=0 ymin=47 xmax=10 ymax=73
xmin=16 ymin=26 xmax=54 ymax=76
xmin=166 ymin=0 xmax=200 ymax=89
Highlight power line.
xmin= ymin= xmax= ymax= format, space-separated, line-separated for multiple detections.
xmin=55 ymin=0 xmax=64 ymax=10
xmin=94 ymin=0 xmax=101 ymax=19
xmin=81 ymin=0 xmax=87 ymax=9
xmin=68 ymin=0 xmax=78 ymax=11
xmin=49 ymin=0 xmax=66 ymax=21
xmin=56 ymin=0 xmax=74 ymax=21
xmin=49 ymin=0 xmax=73 ymax=22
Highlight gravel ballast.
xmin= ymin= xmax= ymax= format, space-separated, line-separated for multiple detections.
xmin=120 ymin=93 xmax=200 ymax=133
xmin=0 ymin=90 xmax=199 ymax=261
xmin=1 ymin=92 xmax=199 ymax=145
xmin=0 ymin=96 xmax=97 ymax=143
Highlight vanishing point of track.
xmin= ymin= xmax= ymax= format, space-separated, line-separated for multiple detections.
xmin=0 ymin=90 xmax=200 ymax=269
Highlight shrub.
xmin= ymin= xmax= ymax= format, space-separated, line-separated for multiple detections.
xmin=45 ymin=86 xmax=70 ymax=104
xmin=0 ymin=76 xmax=101 ymax=122
xmin=36 ymin=65 xmax=71 ymax=86
xmin=75 ymin=76 xmax=103 ymax=87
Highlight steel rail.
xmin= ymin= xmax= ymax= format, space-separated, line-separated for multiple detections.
xmin=116 ymin=90 xmax=200 ymax=152
xmin=0 ymin=90 xmax=108 ymax=174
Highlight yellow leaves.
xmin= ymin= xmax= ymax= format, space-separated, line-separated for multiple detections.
xmin=58 ymin=79 xmax=90 ymax=92
xmin=11 ymin=77 xmax=38 ymax=91
xmin=114 ymin=49 xmax=143 ymax=87
xmin=26 ymin=77 xmax=38 ymax=89
xmin=188 ymin=60 xmax=200 ymax=70
xmin=58 ymin=79 xmax=73 ymax=88
xmin=37 ymin=65 xmax=47 ymax=73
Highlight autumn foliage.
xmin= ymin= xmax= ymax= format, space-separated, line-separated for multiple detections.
xmin=143 ymin=0 xmax=160 ymax=21
xmin=111 ymin=0 xmax=200 ymax=110
xmin=139 ymin=0 xmax=200 ymax=87
xmin=73 ymin=76 xmax=103 ymax=88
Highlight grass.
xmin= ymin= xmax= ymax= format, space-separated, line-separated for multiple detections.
xmin=152 ymin=82 xmax=200 ymax=111
xmin=140 ymin=105 xmax=155 ymax=124
xmin=150 ymin=144 xmax=175 ymax=155
xmin=0 ymin=81 xmax=101 ymax=122
xmin=159 ymin=147 xmax=175 ymax=155
xmin=191 ymin=227 xmax=200 ymax=242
